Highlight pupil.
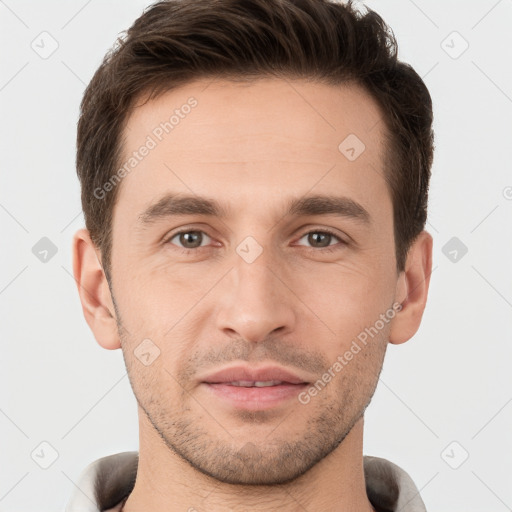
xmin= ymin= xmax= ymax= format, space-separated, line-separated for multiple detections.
xmin=181 ymin=231 xmax=201 ymax=248
xmin=310 ymin=232 xmax=330 ymax=247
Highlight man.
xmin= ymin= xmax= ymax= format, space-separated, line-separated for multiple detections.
xmin=67 ymin=0 xmax=434 ymax=510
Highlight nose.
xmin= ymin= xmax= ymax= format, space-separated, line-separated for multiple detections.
xmin=215 ymin=246 xmax=297 ymax=344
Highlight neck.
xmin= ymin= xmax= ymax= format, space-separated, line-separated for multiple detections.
xmin=123 ymin=409 xmax=375 ymax=512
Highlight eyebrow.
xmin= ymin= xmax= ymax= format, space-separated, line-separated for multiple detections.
xmin=137 ymin=193 xmax=371 ymax=227
xmin=138 ymin=194 xmax=229 ymax=225
xmin=286 ymin=194 xmax=370 ymax=225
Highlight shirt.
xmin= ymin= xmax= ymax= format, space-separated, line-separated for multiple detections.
xmin=65 ymin=451 xmax=427 ymax=511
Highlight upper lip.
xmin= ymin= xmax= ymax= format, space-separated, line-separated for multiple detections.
xmin=201 ymin=364 xmax=309 ymax=385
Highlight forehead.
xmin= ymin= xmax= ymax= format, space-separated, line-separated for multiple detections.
xmin=114 ymin=77 xmax=389 ymax=225
xmin=124 ymin=77 xmax=384 ymax=158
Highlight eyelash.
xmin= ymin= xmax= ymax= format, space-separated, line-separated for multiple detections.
xmin=164 ymin=228 xmax=347 ymax=255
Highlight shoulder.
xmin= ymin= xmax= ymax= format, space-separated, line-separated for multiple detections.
xmin=363 ymin=455 xmax=427 ymax=512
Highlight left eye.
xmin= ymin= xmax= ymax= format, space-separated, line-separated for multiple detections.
xmin=296 ymin=230 xmax=343 ymax=249
xmin=167 ymin=230 xmax=212 ymax=249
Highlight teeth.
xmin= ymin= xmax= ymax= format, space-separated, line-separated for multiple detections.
xmin=229 ymin=380 xmax=283 ymax=387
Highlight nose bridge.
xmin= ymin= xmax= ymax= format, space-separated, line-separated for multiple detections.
xmin=215 ymin=238 xmax=296 ymax=342
xmin=236 ymin=242 xmax=279 ymax=301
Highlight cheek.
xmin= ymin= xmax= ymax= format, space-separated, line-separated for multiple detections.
xmin=126 ymin=357 xmax=180 ymax=416
xmin=114 ymin=259 xmax=210 ymax=333
xmin=293 ymin=262 xmax=392 ymax=328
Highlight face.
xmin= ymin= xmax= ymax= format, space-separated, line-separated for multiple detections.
xmin=109 ymin=78 xmax=399 ymax=484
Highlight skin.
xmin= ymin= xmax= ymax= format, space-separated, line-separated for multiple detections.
xmin=73 ymin=77 xmax=432 ymax=512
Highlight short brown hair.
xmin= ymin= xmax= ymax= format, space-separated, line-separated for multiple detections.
xmin=76 ymin=0 xmax=434 ymax=278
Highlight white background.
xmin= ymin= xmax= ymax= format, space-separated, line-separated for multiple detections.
xmin=1 ymin=0 xmax=511 ymax=510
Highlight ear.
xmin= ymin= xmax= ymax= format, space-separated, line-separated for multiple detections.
xmin=72 ymin=228 xmax=121 ymax=350
xmin=389 ymin=230 xmax=433 ymax=345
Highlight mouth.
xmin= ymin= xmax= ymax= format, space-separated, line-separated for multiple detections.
xmin=201 ymin=364 xmax=309 ymax=385
xmin=200 ymin=365 xmax=310 ymax=410
xmin=221 ymin=380 xmax=298 ymax=387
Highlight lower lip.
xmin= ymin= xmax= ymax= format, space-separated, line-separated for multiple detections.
xmin=202 ymin=383 xmax=308 ymax=410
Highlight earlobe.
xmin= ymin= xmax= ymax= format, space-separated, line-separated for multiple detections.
xmin=72 ymin=228 xmax=121 ymax=350
xmin=389 ymin=230 xmax=433 ymax=345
